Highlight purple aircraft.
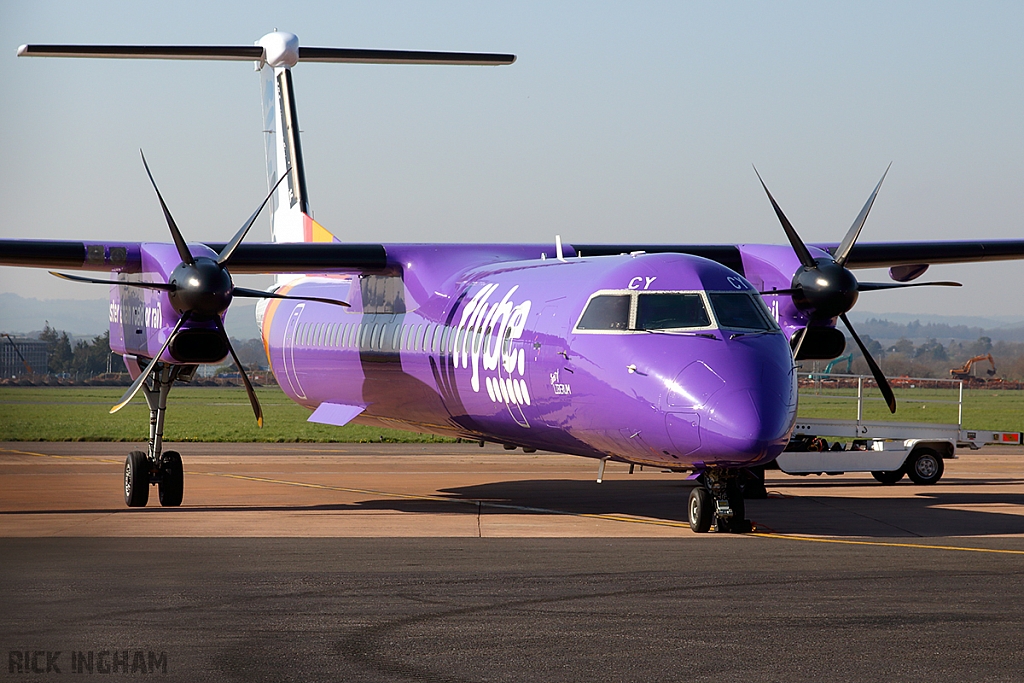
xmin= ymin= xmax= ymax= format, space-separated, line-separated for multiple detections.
xmin=4 ymin=32 xmax=1023 ymax=533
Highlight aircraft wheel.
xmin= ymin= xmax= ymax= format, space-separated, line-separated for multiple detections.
xmin=871 ymin=470 xmax=904 ymax=484
xmin=906 ymin=449 xmax=944 ymax=485
xmin=124 ymin=451 xmax=150 ymax=507
xmin=688 ymin=487 xmax=713 ymax=533
xmin=158 ymin=451 xmax=184 ymax=507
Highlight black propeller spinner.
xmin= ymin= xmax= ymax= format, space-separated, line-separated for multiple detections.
xmin=51 ymin=151 xmax=349 ymax=426
xmin=755 ymin=165 xmax=961 ymax=414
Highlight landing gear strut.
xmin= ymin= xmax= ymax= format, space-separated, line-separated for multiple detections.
xmin=122 ymin=362 xmax=194 ymax=507
xmin=687 ymin=469 xmax=753 ymax=534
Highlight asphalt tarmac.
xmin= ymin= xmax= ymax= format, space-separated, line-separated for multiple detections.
xmin=2 ymin=442 xmax=1024 ymax=682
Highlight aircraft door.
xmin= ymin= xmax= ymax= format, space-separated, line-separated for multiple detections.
xmin=281 ymin=304 xmax=307 ymax=400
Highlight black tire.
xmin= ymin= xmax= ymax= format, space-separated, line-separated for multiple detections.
xmin=871 ymin=470 xmax=905 ymax=484
xmin=688 ymin=487 xmax=713 ymax=533
xmin=906 ymin=448 xmax=944 ymax=485
xmin=124 ymin=451 xmax=150 ymax=507
xmin=158 ymin=451 xmax=184 ymax=507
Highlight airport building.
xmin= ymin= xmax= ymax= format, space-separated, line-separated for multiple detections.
xmin=1 ymin=337 xmax=48 ymax=378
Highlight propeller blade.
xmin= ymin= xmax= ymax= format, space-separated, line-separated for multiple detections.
xmin=217 ymin=169 xmax=292 ymax=266
xmin=857 ymin=280 xmax=961 ymax=292
xmin=140 ymin=150 xmax=193 ymax=266
xmin=110 ymin=312 xmax=189 ymax=414
xmin=232 ymin=287 xmax=350 ymax=308
xmin=49 ymin=271 xmax=175 ymax=291
xmin=833 ymin=163 xmax=892 ymax=268
xmin=840 ymin=312 xmax=896 ymax=414
xmin=215 ymin=317 xmax=263 ymax=427
xmin=754 ymin=166 xmax=817 ymax=269
xmin=790 ymin=326 xmax=809 ymax=362
xmin=758 ymin=288 xmax=801 ymax=296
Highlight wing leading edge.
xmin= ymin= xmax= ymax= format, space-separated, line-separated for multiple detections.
xmin=0 ymin=240 xmax=387 ymax=273
xmin=4 ymin=239 xmax=1024 ymax=274
xmin=571 ymin=241 xmax=1024 ymax=271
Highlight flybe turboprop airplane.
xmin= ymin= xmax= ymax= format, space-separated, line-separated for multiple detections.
xmin=4 ymin=32 xmax=1024 ymax=533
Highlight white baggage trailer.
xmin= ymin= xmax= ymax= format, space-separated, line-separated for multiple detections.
xmin=774 ymin=374 xmax=1022 ymax=484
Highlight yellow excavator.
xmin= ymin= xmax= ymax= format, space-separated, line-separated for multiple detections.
xmin=949 ymin=354 xmax=996 ymax=381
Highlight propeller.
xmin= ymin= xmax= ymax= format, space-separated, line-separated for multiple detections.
xmin=755 ymin=166 xmax=961 ymax=414
xmin=51 ymin=151 xmax=350 ymax=425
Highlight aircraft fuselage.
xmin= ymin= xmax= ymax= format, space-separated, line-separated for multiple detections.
xmin=258 ymin=248 xmax=797 ymax=469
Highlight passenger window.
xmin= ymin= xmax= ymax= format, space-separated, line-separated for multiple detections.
xmin=709 ymin=293 xmax=778 ymax=331
xmin=636 ymin=293 xmax=711 ymax=330
xmin=577 ymin=295 xmax=630 ymax=331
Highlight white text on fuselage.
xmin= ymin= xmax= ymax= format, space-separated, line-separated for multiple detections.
xmin=454 ymin=283 xmax=532 ymax=407
xmin=109 ymin=300 xmax=161 ymax=327
xmin=550 ymin=369 xmax=571 ymax=395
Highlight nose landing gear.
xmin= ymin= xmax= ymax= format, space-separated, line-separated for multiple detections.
xmin=122 ymin=363 xmax=193 ymax=507
xmin=687 ymin=469 xmax=753 ymax=533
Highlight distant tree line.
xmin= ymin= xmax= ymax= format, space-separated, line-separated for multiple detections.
xmin=38 ymin=324 xmax=114 ymax=378
xmin=820 ymin=334 xmax=1024 ymax=382
xmin=37 ymin=324 xmax=269 ymax=380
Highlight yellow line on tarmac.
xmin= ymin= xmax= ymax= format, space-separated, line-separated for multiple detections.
xmin=749 ymin=532 xmax=1024 ymax=556
xmin=2 ymin=447 xmax=122 ymax=464
xmin=7 ymin=447 xmax=1024 ymax=555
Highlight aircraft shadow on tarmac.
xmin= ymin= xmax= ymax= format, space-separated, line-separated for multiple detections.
xmin=431 ymin=479 xmax=1024 ymax=538
xmin=5 ymin=478 xmax=1024 ymax=538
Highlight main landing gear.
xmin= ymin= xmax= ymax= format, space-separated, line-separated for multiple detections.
xmin=687 ymin=469 xmax=753 ymax=534
xmin=123 ymin=363 xmax=193 ymax=507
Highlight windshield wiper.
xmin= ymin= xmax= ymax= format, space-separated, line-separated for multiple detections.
xmin=642 ymin=330 xmax=719 ymax=340
xmin=728 ymin=330 xmax=775 ymax=339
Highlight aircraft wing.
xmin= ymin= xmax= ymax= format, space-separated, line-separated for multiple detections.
xmin=809 ymin=240 xmax=1024 ymax=268
xmin=4 ymin=238 xmax=1024 ymax=275
xmin=570 ymin=241 xmax=1024 ymax=269
xmin=0 ymin=239 xmax=387 ymax=273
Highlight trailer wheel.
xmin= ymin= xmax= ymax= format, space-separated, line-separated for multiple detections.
xmin=871 ymin=470 xmax=904 ymax=484
xmin=906 ymin=448 xmax=944 ymax=485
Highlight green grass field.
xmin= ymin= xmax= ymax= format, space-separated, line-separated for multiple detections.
xmin=1 ymin=384 xmax=1021 ymax=442
xmin=797 ymin=383 xmax=1024 ymax=431
xmin=0 ymin=387 xmax=453 ymax=443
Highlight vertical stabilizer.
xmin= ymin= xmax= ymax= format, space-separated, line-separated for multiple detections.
xmin=258 ymin=33 xmax=340 ymax=285
xmin=260 ymin=57 xmax=308 ymax=245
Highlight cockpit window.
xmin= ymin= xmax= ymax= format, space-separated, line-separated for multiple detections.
xmin=709 ymin=292 xmax=778 ymax=331
xmin=635 ymin=293 xmax=711 ymax=330
xmin=576 ymin=294 xmax=630 ymax=330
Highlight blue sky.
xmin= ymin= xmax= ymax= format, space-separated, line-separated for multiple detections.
xmin=2 ymin=1 xmax=1023 ymax=318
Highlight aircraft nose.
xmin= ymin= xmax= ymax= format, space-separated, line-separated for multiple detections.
xmin=702 ymin=388 xmax=793 ymax=465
